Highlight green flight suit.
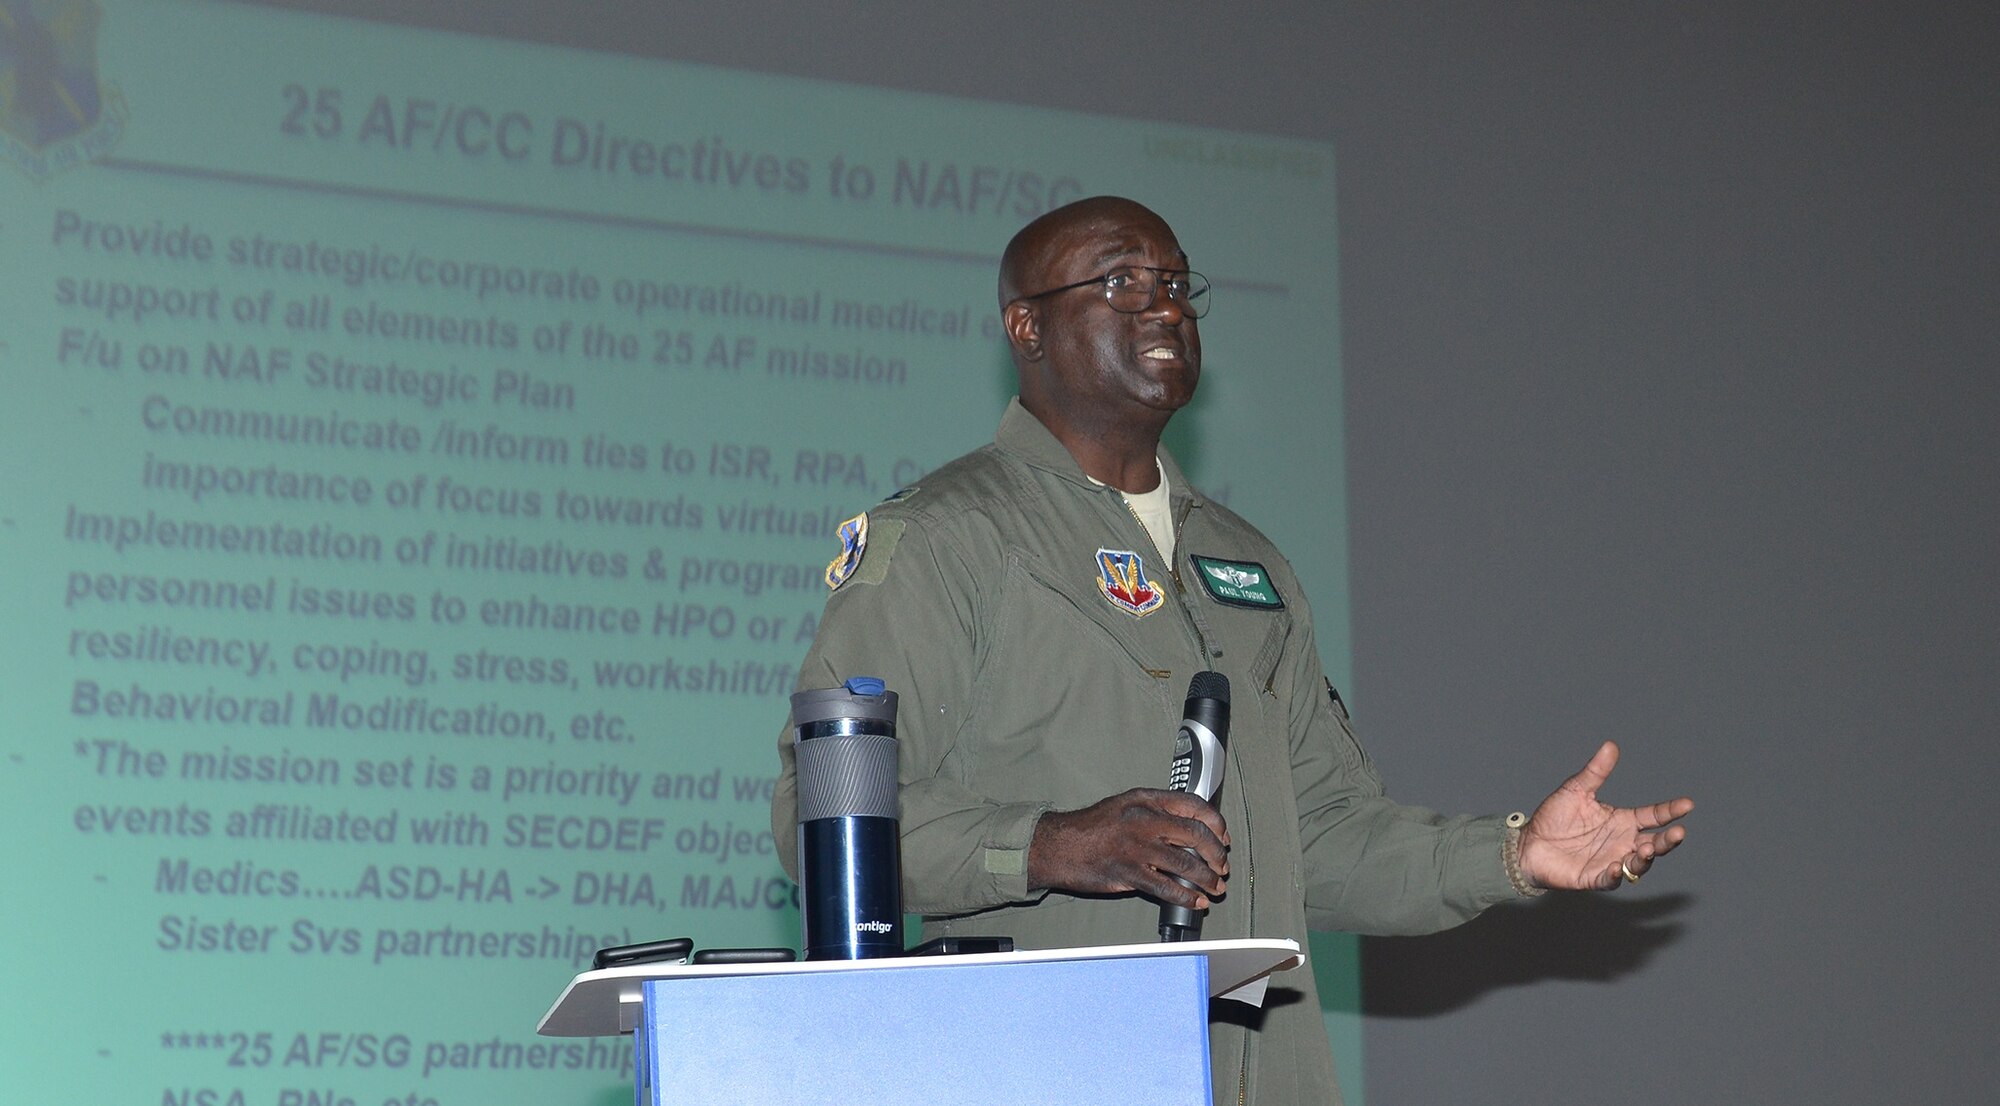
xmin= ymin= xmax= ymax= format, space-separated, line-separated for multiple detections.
xmin=774 ymin=399 xmax=1523 ymax=1106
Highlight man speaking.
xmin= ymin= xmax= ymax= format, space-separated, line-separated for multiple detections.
xmin=772 ymin=196 xmax=1692 ymax=1105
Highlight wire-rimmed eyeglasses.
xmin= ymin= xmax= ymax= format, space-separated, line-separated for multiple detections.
xmin=1012 ymin=266 xmax=1211 ymax=319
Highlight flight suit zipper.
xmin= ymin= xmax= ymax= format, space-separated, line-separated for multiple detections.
xmin=1116 ymin=491 xmax=1209 ymax=662
xmin=1122 ymin=489 xmax=1256 ymax=1106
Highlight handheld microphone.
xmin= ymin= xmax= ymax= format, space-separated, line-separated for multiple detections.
xmin=1160 ymin=671 xmax=1229 ymax=942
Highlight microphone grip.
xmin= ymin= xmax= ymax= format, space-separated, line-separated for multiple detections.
xmin=1159 ymin=895 xmax=1200 ymax=942
xmin=1159 ymin=672 xmax=1230 ymax=943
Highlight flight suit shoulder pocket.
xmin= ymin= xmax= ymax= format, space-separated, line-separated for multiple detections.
xmin=1249 ymin=610 xmax=1294 ymax=697
xmin=1321 ymin=677 xmax=1382 ymax=786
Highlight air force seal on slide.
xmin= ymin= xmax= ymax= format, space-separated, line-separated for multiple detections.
xmin=824 ymin=512 xmax=869 ymax=590
xmin=1095 ymin=548 xmax=1164 ymax=617
xmin=0 ymin=0 xmax=128 ymax=181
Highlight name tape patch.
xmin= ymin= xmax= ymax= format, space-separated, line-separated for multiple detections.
xmin=1189 ymin=554 xmax=1283 ymax=609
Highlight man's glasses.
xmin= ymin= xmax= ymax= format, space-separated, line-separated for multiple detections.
xmin=1013 ymin=266 xmax=1211 ymax=319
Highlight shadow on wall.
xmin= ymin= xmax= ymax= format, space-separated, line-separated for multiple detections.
xmin=1360 ymin=892 xmax=1694 ymax=1017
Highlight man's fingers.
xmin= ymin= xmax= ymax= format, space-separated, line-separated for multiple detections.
xmin=1167 ymin=819 xmax=1230 ymax=879
xmin=1633 ymin=796 xmax=1696 ymax=829
xmin=1153 ymin=840 xmax=1228 ymax=898
xmin=1032 ymin=784 xmax=1232 ymax=896
xmin=1123 ymin=789 xmax=1230 ymax=876
xmin=1567 ymin=740 xmax=1621 ymax=794
xmin=1146 ymin=788 xmax=1231 ymax=847
xmin=1643 ymin=824 xmax=1687 ymax=858
xmin=1145 ymin=870 xmax=1211 ymax=911
xmin=1123 ymin=800 xmax=1228 ymax=899
xmin=1029 ymin=789 xmax=1234 ymax=901
xmin=1105 ymin=844 xmax=1216 ymax=908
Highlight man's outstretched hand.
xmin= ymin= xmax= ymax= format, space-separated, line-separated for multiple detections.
xmin=1028 ymin=789 xmax=1231 ymax=910
xmin=1517 ymin=741 xmax=1694 ymax=891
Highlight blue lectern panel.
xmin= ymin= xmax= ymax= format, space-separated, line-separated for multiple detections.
xmin=637 ymin=955 xmax=1211 ymax=1106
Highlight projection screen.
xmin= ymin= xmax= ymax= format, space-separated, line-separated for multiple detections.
xmin=0 ymin=2 xmax=1363 ymax=1102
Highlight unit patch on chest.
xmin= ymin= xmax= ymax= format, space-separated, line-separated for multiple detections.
xmin=1189 ymin=554 xmax=1284 ymax=609
xmin=1094 ymin=548 xmax=1165 ymax=617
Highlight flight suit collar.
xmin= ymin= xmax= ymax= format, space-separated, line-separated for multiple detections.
xmin=993 ymin=397 xmax=1206 ymax=513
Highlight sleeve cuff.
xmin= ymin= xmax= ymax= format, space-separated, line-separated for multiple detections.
xmin=1449 ymin=816 xmax=1540 ymax=910
xmin=1501 ymin=822 xmax=1549 ymax=898
xmin=978 ymin=801 xmax=1055 ymax=903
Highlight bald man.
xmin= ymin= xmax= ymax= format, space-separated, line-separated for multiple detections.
xmin=774 ymin=197 xmax=1691 ymax=1105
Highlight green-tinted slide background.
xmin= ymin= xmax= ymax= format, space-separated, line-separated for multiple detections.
xmin=0 ymin=2 xmax=1358 ymax=1101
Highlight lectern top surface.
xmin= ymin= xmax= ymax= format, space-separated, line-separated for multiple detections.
xmin=536 ymin=936 xmax=1304 ymax=1037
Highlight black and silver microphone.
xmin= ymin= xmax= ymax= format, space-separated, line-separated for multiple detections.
xmin=1160 ymin=671 xmax=1230 ymax=943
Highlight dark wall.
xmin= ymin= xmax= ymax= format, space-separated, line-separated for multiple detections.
xmin=1327 ymin=6 xmax=1999 ymax=1102
xmin=260 ymin=3 xmax=2000 ymax=1100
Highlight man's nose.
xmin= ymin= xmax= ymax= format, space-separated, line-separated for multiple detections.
xmin=1144 ymin=281 xmax=1187 ymax=324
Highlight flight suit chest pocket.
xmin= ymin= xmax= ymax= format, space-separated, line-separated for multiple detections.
xmin=1181 ymin=552 xmax=1291 ymax=694
xmin=1011 ymin=555 xmax=1181 ymax=672
xmin=959 ymin=557 xmax=1177 ymax=806
xmin=1187 ymin=588 xmax=1292 ymax=696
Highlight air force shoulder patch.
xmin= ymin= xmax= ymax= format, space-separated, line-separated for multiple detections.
xmin=824 ymin=513 xmax=869 ymax=590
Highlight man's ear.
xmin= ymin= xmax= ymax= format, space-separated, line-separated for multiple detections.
xmin=1003 ymin=300 xmax=1044 ymax=363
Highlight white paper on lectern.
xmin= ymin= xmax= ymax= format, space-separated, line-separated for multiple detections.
xmin=1220 ymin=972 xmax=1271 ymax=1005
xmin=537 ymin=936 xmax=1304 ymax=1037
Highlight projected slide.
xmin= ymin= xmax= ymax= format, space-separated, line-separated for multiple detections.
xmin=0 ymin=3 xmax=1348 ymax=1103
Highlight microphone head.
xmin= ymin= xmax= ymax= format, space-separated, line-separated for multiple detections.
xmin=1187 ymin=670 xmax=1230 ymax=704
xmin=1173 ymin=671 xmax=1229 ymax=800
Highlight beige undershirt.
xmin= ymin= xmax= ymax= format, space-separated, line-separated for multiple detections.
xmin=1092 ymin=460 xmax=1174 ymax=564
